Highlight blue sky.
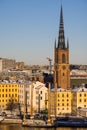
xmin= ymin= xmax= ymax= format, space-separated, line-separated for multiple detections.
xmin=0 ymin=0 xmax=87 ymax=65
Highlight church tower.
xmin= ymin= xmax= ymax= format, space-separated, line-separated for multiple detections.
xmin=54 ymin=4 xmax=70 ymax=89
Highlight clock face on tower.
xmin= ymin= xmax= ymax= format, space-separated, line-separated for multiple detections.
xmin=62 ymin=65 xmax=66 ymax=70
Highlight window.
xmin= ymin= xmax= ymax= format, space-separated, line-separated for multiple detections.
xmin=67 ymin=94 xmax=69 ymax=97
xmin=84 ymin=105 xmax=86 ymax=107
xmin=58 ymin=103 xmax=60 ymax=106
xmin=79 ymin=99 xmax=82 ymax=102
xmin=15 ymin=94 xmax=17 ymax=97
xmin=62 ymin=94 xmax=64 ymax=97
xmin=58 ymin=94 xmax=60 ymax=97
xmin=67 ymin=103 xmax=69 ymax=106
xmin=63 ymin=73 xmax=65 ymax=76
xmin=15 ymin=89 xmax=17 ymax=92
xmin=84 ymin=99 xmax=86 ymax=102
xmin=62 ymin=54 xmax=66 ymax=63
xmin=40 ymin=91 xmax=42 ymax=94
xmin=62 ymin=103 xmax=64 ymax=106
xmin=84 ymin=94 xmax=86 ymax=97
xmin=2 ymin=89 xmax=4 ymax=92
xmin=80 ymin=94 xmax=82 ymax=97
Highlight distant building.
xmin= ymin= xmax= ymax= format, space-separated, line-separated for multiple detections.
xmin=15 ymin=62 xmax=24 ymax=70
xmin=70 ymin=69 xmax=87 ymax=88
xmin=0 ymin=58 xmax=15 ymax=71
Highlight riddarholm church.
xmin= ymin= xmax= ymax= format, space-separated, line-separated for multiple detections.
xmin=54 ymin=4 xmax=70 ymax=89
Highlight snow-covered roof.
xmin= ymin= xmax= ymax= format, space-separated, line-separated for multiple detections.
xmin=51 ymin=88 xmax=71 ymax=92
xmin=70 ymin=69 xmax=87 ymax=76
xmin=72 ymin=86 xmax=87 ymax=92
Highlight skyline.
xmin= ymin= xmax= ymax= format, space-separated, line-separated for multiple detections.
xmin=0 ymin=0 xmax=87 ymax=65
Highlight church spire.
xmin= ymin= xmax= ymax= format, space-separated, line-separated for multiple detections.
xmin=58 ymin=3 xmax=65 ymax=49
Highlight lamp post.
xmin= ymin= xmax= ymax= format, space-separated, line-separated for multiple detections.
xmin=30 ymin=84 xmax=34 ymax=119
xmin=47 ymin=83 xmax=51 ymax=125
xmin=47 ymin=57 xmax=52 ymax=74
xmin=55 ymin=83 xmax=57 ymax=118
xmin=23 ymin=83 xmax=26 ymax=121
xmin=35 ymin=85 xmax=42 ymax=113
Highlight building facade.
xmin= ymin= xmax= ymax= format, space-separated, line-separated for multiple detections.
xmin=18 ymin=81 xmax=48 ymax=114
xmin=72 ymin=86 xmax=87 ymax=115
xmin=0 ymin=81 xmax=19 ymax=110
xmin=54 ymin=5 xmax=70 ymax=89
xmin=50 ymin=88 xmax=72 ymax=116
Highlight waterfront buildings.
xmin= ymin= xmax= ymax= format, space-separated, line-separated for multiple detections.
xmin=0 ymin=80 xmax=48 ymax=114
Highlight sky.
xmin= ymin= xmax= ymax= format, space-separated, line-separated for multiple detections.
xmin=0 ymin=0 xmax=87 ymax=65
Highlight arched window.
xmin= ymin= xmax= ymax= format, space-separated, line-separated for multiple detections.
xmin=62 ymin=54 xmax=66 ymax=63
xmin=63 ymin=73 xmax=65 ymax=76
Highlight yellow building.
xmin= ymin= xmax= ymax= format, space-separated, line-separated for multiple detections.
xmin=51 ymin=88 xmax=72 ymax=116
xmin=72 ymin=86 xmax=87 ymax=115
xmin=0 ymin=82 xmax=19 ymax=110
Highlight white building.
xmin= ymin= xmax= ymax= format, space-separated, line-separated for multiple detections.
xmin=18 ymin=81 xmax=48 ymax=114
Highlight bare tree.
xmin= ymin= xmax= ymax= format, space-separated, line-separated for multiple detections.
xmin=6 ymin=97 xmax=18 ymax=114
